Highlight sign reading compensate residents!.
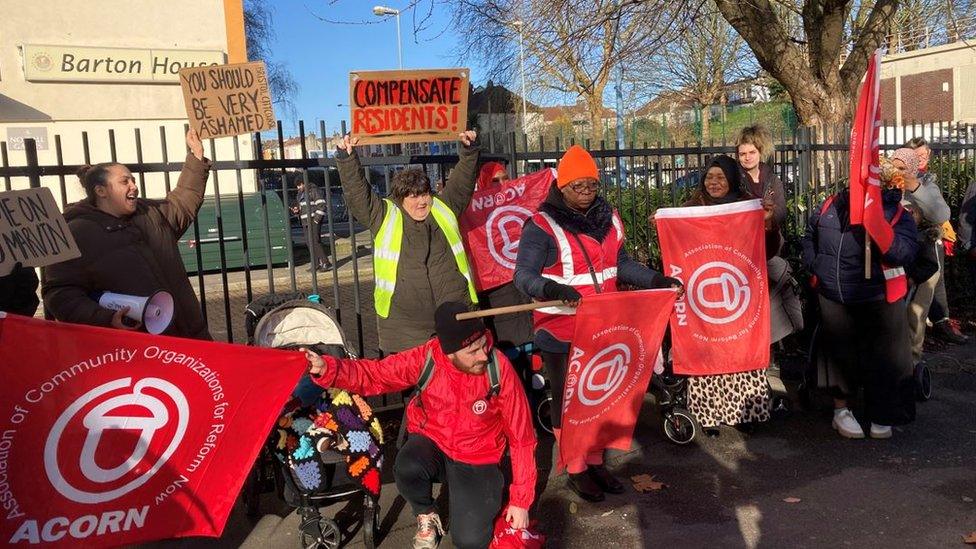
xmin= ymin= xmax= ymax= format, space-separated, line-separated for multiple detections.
xmin=21 ymin=45 xmax=224 ymax=83
xmin=179 ymin=61 xmax=276 ymax=139
xmin=0 ymin=188 xmax=80 ymax=276
xmin=349 ymin=68 xmax=470 ymax=145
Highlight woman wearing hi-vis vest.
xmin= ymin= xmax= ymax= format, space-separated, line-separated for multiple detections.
xmin=336 ymin=132 xmax=481 ymax=354
xmin=514 ymin=145 xmax=682 ymax=503
xmin=801 ymin=159 xmax=919 ymax=440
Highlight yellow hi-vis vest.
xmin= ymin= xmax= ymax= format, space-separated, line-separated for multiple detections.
xmin=373 ymin=197 xmax=479 ymax=318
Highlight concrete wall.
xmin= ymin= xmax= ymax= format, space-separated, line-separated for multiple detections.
xmin=0 ymin=0 xmax=257 ymax=206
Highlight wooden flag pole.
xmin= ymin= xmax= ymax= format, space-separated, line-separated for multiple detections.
xmin=864 ymin=234 xmax=872 ymax=279
xmin=456 ymin=300 xmax=568 ymax=320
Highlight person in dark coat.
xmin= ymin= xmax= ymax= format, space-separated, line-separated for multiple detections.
xmin=514 ymin=145 xmax=679 ymax=502
xmin=291 ymin=174 xmax=331 ymax=272
xmin=336 ymin=132 xmax=481 ymax=354
xmin=679 ymin=155 xmax=783 ymax=432
xmin=801 ymin=164 xmax=919 ymax=440
xmin=0 ymin=263 xmax=39 ymax=317
xmin=42 ymin=130 xmax=212 ymax=339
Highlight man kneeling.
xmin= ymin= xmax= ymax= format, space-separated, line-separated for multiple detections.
xmin=305 ymin=302 xmax=537 ymax=549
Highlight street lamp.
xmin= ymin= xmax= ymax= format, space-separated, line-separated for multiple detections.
xmin=372 ymin=5 xmax=402 ymax=69
xmin=513 ymin=20 xmax=528 ymax=133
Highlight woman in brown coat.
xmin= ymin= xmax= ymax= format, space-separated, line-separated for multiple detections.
xmin=42 ymin=130 xmax=212 ymax=339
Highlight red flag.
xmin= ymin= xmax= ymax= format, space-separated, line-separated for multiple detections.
xmin=460 ymin=169 xmax=554 ymax=291
xmin=559 ymin=290 xmax=676 ymax=471
xmin=848 ymin=49 xmax=894 ymax=251
xmin=655 ymin=200 xmax=770 ymax=375
xmin=0 ymin=314 xmax=305 ymax=547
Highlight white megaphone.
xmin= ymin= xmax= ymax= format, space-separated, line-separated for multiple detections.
xmin=97 ymin=290 xmax=174 ymax=335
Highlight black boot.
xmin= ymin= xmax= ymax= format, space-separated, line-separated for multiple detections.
xmin=568 ymin=472 xmax=605 ymax=502
xmin=587 ymin=465 xmax=625 ymax=494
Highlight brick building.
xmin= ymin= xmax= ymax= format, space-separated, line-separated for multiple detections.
xmin=880 ymin=40 xmax=976 ymax=124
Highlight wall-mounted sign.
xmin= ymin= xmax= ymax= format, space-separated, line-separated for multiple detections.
xmin=21 ymin=44 xmax=225 ymax=84
xmin=6 ymin=127 xmax=49 ymax=151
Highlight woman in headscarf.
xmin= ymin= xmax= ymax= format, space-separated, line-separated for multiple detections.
xmin=801 ymin=157 xmax=919 ymax=439
xmin=476 ymin=161 xmax=509 ymax=192
xmin=681 ymin=155 xmax=781 ymax=433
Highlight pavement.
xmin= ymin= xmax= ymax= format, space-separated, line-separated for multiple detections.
xmin=142 ymin=337 xmax=976 ymax=549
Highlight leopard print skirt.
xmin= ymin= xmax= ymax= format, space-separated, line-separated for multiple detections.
xmin=686 ymin=370 xmax=771 ymax=428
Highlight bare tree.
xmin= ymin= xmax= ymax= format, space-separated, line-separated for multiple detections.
xmin=450 ymin=0 xmax=693 ymax=141
xmin=709 ymin=0 xmax=900 ymax=135
xmin=244 ymin=0 xmax=299 ymax=122
xmin=633 ymin=2 xmax=753 ymax=139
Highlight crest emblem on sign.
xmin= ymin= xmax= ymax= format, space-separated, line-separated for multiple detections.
xmin=485 ymin=205 xmax=533 ymax=269
xmin=686 ymin=261 xmax=751 ymax=325
xmin=472 ymin=399 xmax=488 ymax=415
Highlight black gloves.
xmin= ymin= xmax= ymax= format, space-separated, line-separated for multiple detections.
xmin=656 ymin=276 xmax=683 ymax=289
xmin=542 ymin=280 xmax=582 ymax=303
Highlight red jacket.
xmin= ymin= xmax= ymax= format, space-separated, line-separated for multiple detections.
xmin=312 ymin=338 xmax=538 ymax=508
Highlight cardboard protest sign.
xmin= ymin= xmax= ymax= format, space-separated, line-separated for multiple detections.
xmin=0 ymin=187 xmax=80 ymax=276
xmin=349 ymin=68 xmax=469 ymax=145
xmin=179 ymin=61 xmax=276 ymax=139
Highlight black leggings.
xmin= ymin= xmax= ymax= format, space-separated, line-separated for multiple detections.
xmin=541 ymin=351 xmax=568 ymax=429
xmin=394 ymin=434 xmax=504 ymax=549
xmin=817 ymin=295 xmax=916 ymax=426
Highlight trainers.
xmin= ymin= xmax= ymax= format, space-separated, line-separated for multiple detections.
xmin=568 ymin=471 xmax=605 ymax=502
xmin=832 ymin=408 xmax=865 ymax=439
xmin=932 ymin=319 xmax=968 ymax=345
xmin=412 ymin=512 xmax=444 ymax=549
xmin=588 ymin=464 xmax=625 ymax=494
xmin=870 ymin=423 xmax=892 ymax=439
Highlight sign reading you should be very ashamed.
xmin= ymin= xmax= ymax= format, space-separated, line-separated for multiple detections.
xmin=0 ymin=187 xmax=80 ymax=276
xmin=179 ymin=61 xmax=276 ymax=139
xmin=350 ymin=68 xmax=469 ymax=145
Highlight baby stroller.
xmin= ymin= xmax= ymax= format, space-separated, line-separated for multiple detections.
xmin=243 ymin=293 xmax=381 ymax=549
xmin=650 ymin=353 xmax=699 ymax=445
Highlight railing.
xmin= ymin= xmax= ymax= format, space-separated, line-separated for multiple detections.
xmin=4 ymin=119 xmax=976 ymax=357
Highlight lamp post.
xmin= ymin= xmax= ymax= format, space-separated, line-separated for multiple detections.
xmin=513 ymin=20 xmax=528 ymax=133
xmin=372 ymin=5 xmax=402 ymax=69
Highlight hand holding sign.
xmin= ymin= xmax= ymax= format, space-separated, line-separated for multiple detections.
xmin=186 ymin=128 xmax=204 ymax=160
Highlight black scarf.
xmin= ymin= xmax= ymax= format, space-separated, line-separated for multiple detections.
xmin=538 ymin=183 xmax=613 ymax=241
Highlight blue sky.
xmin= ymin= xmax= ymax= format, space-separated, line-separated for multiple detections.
xmin=267 ymin=0 xmax=494 ymax=135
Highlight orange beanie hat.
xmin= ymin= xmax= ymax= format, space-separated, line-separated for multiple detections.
xmin=556 ymin=145 xmax=599 ymax=188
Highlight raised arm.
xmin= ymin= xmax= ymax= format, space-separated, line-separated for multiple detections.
xmin=439 ymin=131 xmax=481 ymax=215
xmin=335 ymin=136 xmax=387 ymax=232
xmin=159 ymin=130 xmax=211 ymax=235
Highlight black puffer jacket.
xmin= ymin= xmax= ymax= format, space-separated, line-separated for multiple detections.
xmin=801 ymin=188 xmax=919 ymax=304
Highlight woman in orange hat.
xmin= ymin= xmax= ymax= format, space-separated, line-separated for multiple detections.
xmin=514 ymin=145 xmax=681 ymax=503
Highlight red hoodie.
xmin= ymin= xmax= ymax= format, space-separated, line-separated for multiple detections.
xmin=312 ymin=338 xmax=538 ymax=509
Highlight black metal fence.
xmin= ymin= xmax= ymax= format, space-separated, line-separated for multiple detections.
xmin=4 ymin=119 xmax=975 ymax=357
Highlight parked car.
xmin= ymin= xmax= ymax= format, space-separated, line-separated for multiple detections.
xmin=179 ymin=191 xmax=290 ymax=274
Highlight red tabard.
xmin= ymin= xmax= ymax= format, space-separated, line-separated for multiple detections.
xmin=0 ymin=314 xmax=305 ymax=547
xmin=460 ymin=169 xmax=554 ymax=292
xmin=531 ymin=209 xmax=625 ymax=343
xmin=559 ymin=290 xmax=676 ymax=471
xmin=655 ymin=199 xmax=771 ymax=375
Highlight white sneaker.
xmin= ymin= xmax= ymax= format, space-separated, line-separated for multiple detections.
xmin=870 ymin=423 xmax=892 ymax=439
xmin=412 ymin=512 xmax=444 ymax=549
xmin=832 ymin=408 xmax=865 ymax=439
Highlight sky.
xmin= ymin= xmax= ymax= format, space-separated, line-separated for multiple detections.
xmin=266 ymin=0 xmax=494 ymax=136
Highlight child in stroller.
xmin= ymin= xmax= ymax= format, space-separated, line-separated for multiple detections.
xmin=244 ymin=292 xmax=382 ymax=549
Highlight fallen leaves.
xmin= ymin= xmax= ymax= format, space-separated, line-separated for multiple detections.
xmin=631 ymin=474 xmax=667 ymax=492
xmin=963 ymin=531 xmax=976 ymax=544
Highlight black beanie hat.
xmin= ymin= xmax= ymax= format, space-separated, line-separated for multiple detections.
xmin=435 ymin=302 xmax=487 ymax=354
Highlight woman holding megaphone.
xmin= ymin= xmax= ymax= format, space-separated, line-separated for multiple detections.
xmin=42 ymin=129 xmax=212 ymax=339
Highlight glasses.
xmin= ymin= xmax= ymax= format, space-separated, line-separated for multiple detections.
xmin=569 ymin=181 xmax=600 ymax=194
